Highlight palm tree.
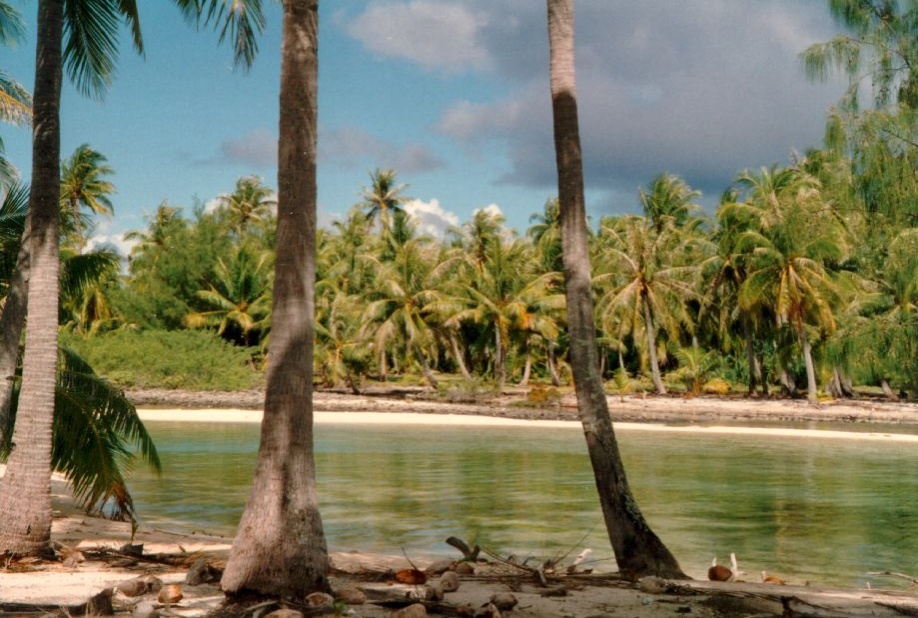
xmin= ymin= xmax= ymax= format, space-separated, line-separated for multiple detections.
xmin=640 ymin=172 xmax=702 ymax=233
xmin=216 ymin=175 xmax=276 ymax=238
xmin=595 ymin=215 xmax=699 ymax=394
xmin=219 ymin=0 xmax=332 ymax=598
xmin=123 ymin=201 xmax=185 ymax=262
xmin=0 ymin=0 xmax=260 ymax=559
xmin=547 ymin=0 xmax=684 ymax=578
xmin=361 ymin=237 xmax=444 ymax=389
xmin=0 ymin=1 xmax=31 ymax=184
xmin=185 ymin=247 xmax=272 ymax=346
xmin=59 ymin=143 xmax=115 ymax=250
xmin=736 ymin=166 xmax=847 ymax=403
xmin=59 ymin=247 xmax=121 ymax=335
xmin=359 ymin=167 xmax=409 ymax=242
xmin=527 ymin=198 xmax=564 ymax=273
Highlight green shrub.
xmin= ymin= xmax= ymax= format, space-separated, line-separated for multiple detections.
xmin=61 ymin=330 xmax=263 ymax=391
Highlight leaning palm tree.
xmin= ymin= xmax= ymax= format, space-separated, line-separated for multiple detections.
xmin=547 ymin=0 xmax=684 ymax=578
xmin=59 ymin=143 xmax=115 ymax=250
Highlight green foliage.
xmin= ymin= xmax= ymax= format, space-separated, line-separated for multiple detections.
xmin=1 ymin=346 xmax=160 ymax=520
xmin=61 ymin=330 xmax=263 ymax=391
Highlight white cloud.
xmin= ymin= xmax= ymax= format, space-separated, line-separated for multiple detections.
xmin=85 ymin=233 xmax=138 ymax=261
xmin=404 ymin=198 xmax=460 ymax=238
xmin=220 ymin=128 xmax=277 ymax=167
xmin=345 ymin=1 xmax=492 ymax=73
xmin=320 ymin=126 xmax=444 ymax=174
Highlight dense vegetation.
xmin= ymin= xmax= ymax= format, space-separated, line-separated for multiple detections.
xmin=47 ymin=155 xmax=917 ymax=401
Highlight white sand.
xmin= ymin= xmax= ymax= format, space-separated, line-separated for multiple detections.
xmin=136 ymin=408 xmax=918 ymax=442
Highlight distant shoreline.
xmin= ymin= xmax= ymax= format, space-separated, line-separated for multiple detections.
xmin=127 ymin=387 xmax=918 ymax=427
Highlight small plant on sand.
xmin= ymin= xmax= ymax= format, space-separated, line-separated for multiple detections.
xmin=609 ymin=367 xmax=633 ymax=402
xmin=527 ymin=383 xmax=561 ymax=406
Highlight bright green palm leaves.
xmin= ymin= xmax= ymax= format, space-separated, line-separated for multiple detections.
xmin=359 ymin=168 xmax=410 ymax=240
xmin=60 ymin=144 xmax=116 ymax=248
xmin=186 ymin=247 xmax=272 ymax=346
xmin=216 ymin=175 xmax=276 ymax=239
xmin=732 ymin=165 xmax=848 ymax=401
xmin=0 ymin=1 xmax=30 ymax=184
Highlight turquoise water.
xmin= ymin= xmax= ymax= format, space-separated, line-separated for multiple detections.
xmin=128 ymin=419 xmax=918 ymax=587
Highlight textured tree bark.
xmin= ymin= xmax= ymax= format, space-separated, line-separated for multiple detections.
xmin=643 ymin=299 xmax=667 ymax=394
xmin=221 ymin=0 xmax=330 ymax=598
xmin=801 ymin=329 xmax=818 ymax=403
xmin=547 ymin=0 xmax=685 ymax=579
xmin=0 ymin=0 xmax=63 ymax=557
xmin=0 ymin=226 xmax=29 ymax=443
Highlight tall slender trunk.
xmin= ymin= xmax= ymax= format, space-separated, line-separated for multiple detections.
xmin=547 ymin=344 xmax=562 ymax=386
xmin=800 ymin=328 xmax=818 ymax=404
xmin=222 ymin=0 xmax=330 ymax=598
xmin=880 ymin=378 xmax=898 ymax=401
xmin=742 ymin=318 xmax=757 ymax=396
xmin=757 ymin=352 xmax=769 ymax=396
xmin=643 ymin=299 xmax=666 ymax=395
xmin=449 ymin=332 xmax=471 ymax=379
xmin=413 ymin=343 xmax=439 ymax=390
xmin=519 ymin=336 xmax=532 ymax=386
xmin=0 ymin=0 xmax=64 ymax=557
xmin=378 ymin=346 xmax=387 ymax=381
xmin=0 ymin=225 xmax=29 ymax=443
xmin=548 ymin=0 xmax=684 ymax=578
xmin=494 ymin=326 xmax=506 ymax=392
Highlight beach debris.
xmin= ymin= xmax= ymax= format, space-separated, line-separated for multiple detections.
xmin=305 ymin=591 xmax=335 ymax=607
xmin=446 ymin=536 xmax=481 ymax=561
xmin=335 ymin=584 xmax=367 ymax=605
xmin=141 ymin=574 xmax=163 ymax=592
xmin=761 ymin=570 xmax=786 ymax=585
xmin=424 ymin=558 xmax=455 ymax=575
xmin=707 ymin=553 xmax=739 ymax=582
xmin=116 ymin=577 xmax=149 ymax=597
xmin=440 ymin=570 xmax=460 ymax=592
xmin=455 ymin=561 xmax=475 ymax=575
xmin=489 ymin=592 xmax=518 ymax=612
xmin=425 ymin=582 xmax=444 ymax=601
xmin=157 ymin=583 xmax=183 ymax=604
xmin=638 ymin=576 xmax=669 ymax=594
xmin=707 ymin=557 xmax=732 ymax=582
xmin=185 ymin=557 xmax=222 ymax=585
xmin=473 ymin=602 xmax=501 ymax=618
xmin=566 ymin=548 xmax=593 ymax=574
xmin=396 ymin=568 xmax=428 ymax=585
xmin=119 ymin=542 xmax=144 ymax=557
xmin=391 ymin=603 xmax=428 ymax=617
xmin=264 ymin=610 xmax=303 ymax=618
xmin=131 ymin=601 xmax=159 ymax=618
xmin=86 ymin=587 xmax=115 ymax=616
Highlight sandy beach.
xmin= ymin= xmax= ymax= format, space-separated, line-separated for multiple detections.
xmin=2 ymin=391 xmax=918 ymax=616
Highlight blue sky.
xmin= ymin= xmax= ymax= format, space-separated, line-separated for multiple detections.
xmin=2 ymin=1 xmax=845 ymax=256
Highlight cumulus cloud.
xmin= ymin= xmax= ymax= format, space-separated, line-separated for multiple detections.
xmin=404 ymin=198 xmax=460 ymax=238
xmin=220 ymin=128 xmax=277 ymax=167
xmin=426 ymin=0 xmax=845 ymax=212
xmin=85 ymin=233 xmax=138 ymax=261
xmin=320 ymin=126 xmax=444 ymax=174
xmin=344 ymin=1 xmax=492 ymax=73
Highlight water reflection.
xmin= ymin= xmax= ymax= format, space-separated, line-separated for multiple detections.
xmin=129 ymin=420 xmax=918 ymax=587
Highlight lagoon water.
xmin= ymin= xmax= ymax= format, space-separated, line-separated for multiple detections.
xmin=129 ymin=418 xmax=918 ymax=587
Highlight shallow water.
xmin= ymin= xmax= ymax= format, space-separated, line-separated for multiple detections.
xmin=128 ymin=419 xmax=918 ymax=587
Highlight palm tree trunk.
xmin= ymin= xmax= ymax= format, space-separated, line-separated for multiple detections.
xmin=0 ymin=0 xmax=64 ymax=557
xmin=548 ymin=0 xmax=684 ymax=579
xmin=757 ymin=352 xmax=769 ymax=396
xmin=643 ymin=299 xmax=666 ymax=395
xmin=412 ymin=343 xmax=439 ymax=390
xmin=742 ymin=318 xmax=757 ymax=396
xmin=519 ymin=337 xmax=532 ymax=386
xmin=800 ymin=328 xmax=818 ymax=404
xmin=880 ymin=378 xmax=898 ymax=401
xmin=449 ymin=332 xmax=471 ymax=379
xmin=378 ymin=346 xmax=387 ymax=381
xmin=547 ymin=343 xmax=562 ymax=386
xmin=222 ymin=0 xmax=330 ymax=598
xmin=494 ymin=326 xmax=506 ymax=392
xmin=0 ymin=226 xmax=29 ymax=443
